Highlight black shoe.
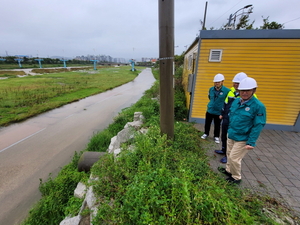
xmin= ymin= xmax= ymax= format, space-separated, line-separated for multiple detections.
xmin=226 ymin=176 xmax=241 ymax=185
xmin=214 ymin=150 xmax=225 ymax=155
xmin=220 ymin=156 xmax=227 ymax=164
xmin=218 ymin=167 xmax=232 ymax=176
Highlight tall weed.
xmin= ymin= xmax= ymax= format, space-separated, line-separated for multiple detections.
xmin=21 ymin=153 xmax=88 ymax=225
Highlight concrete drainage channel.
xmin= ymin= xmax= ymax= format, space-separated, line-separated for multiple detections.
xmin=60 ymin=112 xmax=146 ymax=225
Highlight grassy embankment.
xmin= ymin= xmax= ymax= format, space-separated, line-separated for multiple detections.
xmin=21 ymin=68 xmax=298 ymax=224
xmin=0 ymin=66 xmax=140 ymax=126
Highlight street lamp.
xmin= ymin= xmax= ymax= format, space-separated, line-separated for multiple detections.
xmin=226 ymin=4 xmax=253 ymax=30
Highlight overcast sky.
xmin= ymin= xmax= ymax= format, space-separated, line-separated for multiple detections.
xmin=1 ymin=0 xmax=299 ymax=60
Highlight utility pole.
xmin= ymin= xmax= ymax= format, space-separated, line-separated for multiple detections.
xmin=158 ymin=0 xmax=174 ymax=139
xmin=202 ymin=1 xmax=208 ymax=30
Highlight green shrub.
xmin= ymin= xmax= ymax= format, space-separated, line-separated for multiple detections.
xmin=144 ymin=80 xmax=159 ymax=98
xmin=91 ymin=122 xmax=273 ymax=224
xmin=86 ymin=114 xmax=131 ymax=152
xmin=21 ymin=153 xmax=88 ymax=225
xmin=174 ymin=67 xmax=188 ymax=121
xmin=174 ymin=86 xmax=188 ymax=121
xmin=86 ymin=129 xmax=113 ymax=152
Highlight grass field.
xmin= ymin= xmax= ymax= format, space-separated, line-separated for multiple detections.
xmin=0 ymin=66 xmax=140 ymax=126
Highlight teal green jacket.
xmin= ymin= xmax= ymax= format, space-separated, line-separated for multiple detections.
xmin=207 ymin=86 xmax=230 ymax=115
xmin=228 ymin=97 xmax=266 ymax=147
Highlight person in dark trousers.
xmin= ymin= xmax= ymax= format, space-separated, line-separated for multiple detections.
xmin=201 ymin=74 xmax=230 ymax=144
xmin=215 ymin=72 xmax=248 ymax=163
xmin=218 ymin=77 xmax=266 ymax=184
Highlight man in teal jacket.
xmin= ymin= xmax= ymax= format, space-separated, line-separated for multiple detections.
xmin=201 ymin=73 xmax=230 ymax=143
xmin=215 ymin=72 xmax=248 ymax=163
xmin=218 ymin=77 xmax=266 ymax=184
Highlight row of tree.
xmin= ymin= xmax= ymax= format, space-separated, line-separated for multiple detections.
xmin=0 ymin=56 xmax=110 ymax=65
xmin=236 ymin=15 xmax=284 ymax=30
xmin=205 ymin=6 xmax=284 ymax=30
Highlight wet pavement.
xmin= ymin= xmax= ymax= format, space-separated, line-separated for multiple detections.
xmin=194 ymin=123 xmax=300 ymax=217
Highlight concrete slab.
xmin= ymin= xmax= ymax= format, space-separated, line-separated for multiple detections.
xmin=194 ymin=123 xmax=300 ymax=216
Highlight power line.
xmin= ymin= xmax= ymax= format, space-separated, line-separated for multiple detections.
xmin=283 ymin=17 xmax=300 ymax=25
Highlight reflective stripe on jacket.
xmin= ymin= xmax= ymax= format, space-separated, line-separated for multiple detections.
xmin=228 ymin=97 xmax=266 ymax=147
xmin=225 ymin=87 xmax=237 ymax=104
xmin=222 ymin=87 xmax=238 ymax=122
xmin=207 ymin=85 xmax=230 ymax=115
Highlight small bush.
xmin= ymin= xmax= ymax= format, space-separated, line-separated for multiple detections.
xmin=174 ymin=67 xmax=188 ymax=121
xmin=21 ymin=153 xmax=88 ymax=225
xmin=144 ymin=80 xmax=159 ymax=98
xmin=174 ymin=86 xmax=188 ymax=121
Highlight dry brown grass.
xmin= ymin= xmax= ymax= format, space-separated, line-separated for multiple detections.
xmin=0 ymin=70 xmax=26 ymax=76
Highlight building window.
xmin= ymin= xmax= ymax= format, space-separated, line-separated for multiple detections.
xmin=209 ymin=49 xmax=223 ymax=62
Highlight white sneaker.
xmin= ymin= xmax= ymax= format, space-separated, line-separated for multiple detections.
xmin=201 ymin=134 xmax=208 ymax=139
xmin=214 ymin=137 xmax=220 ymax=144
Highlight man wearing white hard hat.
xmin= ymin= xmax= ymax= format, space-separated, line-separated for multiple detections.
xmin=201 ymin=73 xmax=230 ymax=144
xmin=218 ymin=77 xmax=266 ymax=184
xmin=215 ymin=72 xmax=248 ymax=164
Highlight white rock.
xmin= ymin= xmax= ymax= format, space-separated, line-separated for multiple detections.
xmin=59 ymin=215 xmax=81 ymax=225
xmin=85 ymin=186 xmax=97 ymax=209
xmin=113 ymin=148 xmax=121 ymax=156
xmin=108 ymin=136 xmax=117 ymax=153
xmin=89 ymin=174 xmax=99 ymax=182
xmin=90 ymin=206 xmax=99 ymax=225
xmin=139 ymin=128 xmax=148 ymax=134
xmin=133 ymin=112 xmax=143 ymax=121
xmin=108 ymin=127 xmax=134 ymax=154
xmin=74 ymin=182 xmax=86 ymax=199
xmin=124 ymin=121 xmax=143 ymax=129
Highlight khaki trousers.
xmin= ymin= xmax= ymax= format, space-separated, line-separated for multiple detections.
xmin=225 ymin=138 xmax=248 ymax=180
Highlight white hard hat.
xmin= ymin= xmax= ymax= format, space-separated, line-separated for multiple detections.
xmin=232 ymin=72 xmax=247 ymax=83
xmin=213 ymin=73 xmax=225 ymax=82
xmin=238 ymin=77 xmax=258 ymax=90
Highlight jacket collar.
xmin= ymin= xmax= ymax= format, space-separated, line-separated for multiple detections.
xmin=239 ymin=96 xmax=255 ymax=105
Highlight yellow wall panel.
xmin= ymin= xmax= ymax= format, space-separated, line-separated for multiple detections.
xmin=191 ymin=38 xmax=300 ymax=126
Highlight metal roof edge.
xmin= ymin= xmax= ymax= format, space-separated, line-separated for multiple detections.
xmin=185 ymin=37 xmax=199 ymax=53
xmin=199 ymin=29 xmax=300 ymax=39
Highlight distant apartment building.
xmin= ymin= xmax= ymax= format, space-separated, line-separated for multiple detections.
xmin=141 ymin=57 xmax=157 ymax=62
xmin=75 ymin=55 xmax=156 ymax=63
xmin=74 ymin=54 xmax=121 ymax=63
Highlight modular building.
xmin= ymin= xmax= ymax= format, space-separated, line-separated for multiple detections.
xmin=182 ymin=29 xmax=300 ymax=132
